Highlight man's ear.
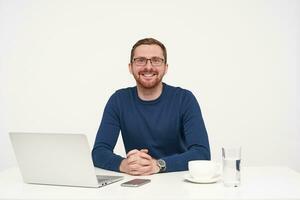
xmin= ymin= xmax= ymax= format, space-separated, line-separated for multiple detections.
xmin=128 ymin=63 xmax=133 ymax=74
xmin=164 ymin=64 xmax=168 ymax=75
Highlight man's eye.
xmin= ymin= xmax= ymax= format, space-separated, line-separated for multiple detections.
xmin=152 ymin=58 xmax=160 ymax=62
xmin=136 ymin=58 xmax=146 ymax=62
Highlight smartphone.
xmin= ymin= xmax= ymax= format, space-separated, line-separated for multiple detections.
xmin=121 ymin=178 xmax=151 ymax=187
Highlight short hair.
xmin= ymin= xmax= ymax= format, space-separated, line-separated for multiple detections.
xmin=130 ymin=38 xmax=167 ymax=64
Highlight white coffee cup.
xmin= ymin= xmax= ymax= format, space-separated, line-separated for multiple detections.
xmin=188 ymin=160 xmax=220 ymax=180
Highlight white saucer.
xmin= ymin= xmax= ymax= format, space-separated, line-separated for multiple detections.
xmin=184 ymin=174 xmax=221 ymax=184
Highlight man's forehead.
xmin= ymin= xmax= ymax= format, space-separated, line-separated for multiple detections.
xmin=134 ymin=44 xmax=164 ymax=56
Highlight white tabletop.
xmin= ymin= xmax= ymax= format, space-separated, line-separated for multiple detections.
xmin=0 ymin=166 xmax=300 ymax=200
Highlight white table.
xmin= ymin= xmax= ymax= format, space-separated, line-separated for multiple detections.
xmin=0 ymin=166 xmax=300 ymax=200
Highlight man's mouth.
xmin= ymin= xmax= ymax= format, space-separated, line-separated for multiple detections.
xmin=142 ymin=73 xmax=156 ymax=77
xmin=140 ymin=72 xmax=157 ymax=78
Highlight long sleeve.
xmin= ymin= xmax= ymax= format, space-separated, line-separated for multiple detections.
xmin=92 ymin=94 xmax=124 ymax=172
xmin=161 ymin=91 xmax=210 ymax=172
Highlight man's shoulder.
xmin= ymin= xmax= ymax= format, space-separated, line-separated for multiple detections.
xmin=115 ymin=87 xmax=134 ymax=94
xmin=164 ymin=83 xmax=193 ymax=97
xmin=110 ymin=86 xmax=135 ymax=99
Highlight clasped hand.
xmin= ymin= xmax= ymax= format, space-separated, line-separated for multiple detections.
xmin=119 ymin=149 xmax=159 ymax=175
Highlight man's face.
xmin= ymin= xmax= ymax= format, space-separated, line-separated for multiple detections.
xmin=129 ymin=44 xmax=168 ymax=89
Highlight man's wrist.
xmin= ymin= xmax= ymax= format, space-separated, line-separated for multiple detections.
xmin=119 ymin=158 xmax=128 ymax=173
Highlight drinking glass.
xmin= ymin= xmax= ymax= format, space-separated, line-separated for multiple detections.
xmin=222 ymin=146 xmax=241 ymax=187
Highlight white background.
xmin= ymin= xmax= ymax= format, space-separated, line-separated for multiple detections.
xmin=1 ymin=0 xmax=299 ymax=172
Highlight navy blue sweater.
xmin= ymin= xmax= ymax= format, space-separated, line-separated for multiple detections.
xmin=92 ymin=83 xmax=210 ymax=172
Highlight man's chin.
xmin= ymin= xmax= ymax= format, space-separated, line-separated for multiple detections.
xmin=137 ymin=80 xmax=161 ymax=89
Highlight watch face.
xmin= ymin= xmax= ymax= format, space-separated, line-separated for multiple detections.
xmin=157 ymin=159 xmax=166 ymax=172
xmin=158 ymin=159 xmax=165 ymax=167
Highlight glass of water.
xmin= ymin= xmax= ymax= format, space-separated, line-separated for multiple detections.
xmin=222 ymin=146 xmax=241 ymax=187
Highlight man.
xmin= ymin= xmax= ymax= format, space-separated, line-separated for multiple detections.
xmin=92 ymin=38 xmax=210 ymax=176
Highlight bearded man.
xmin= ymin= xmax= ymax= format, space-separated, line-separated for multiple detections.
xmin=92 ymin=38 xmax=210 ymax=175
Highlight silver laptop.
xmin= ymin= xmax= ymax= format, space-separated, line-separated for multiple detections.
xmin=9 ymin=132 xmax=123 ymax=188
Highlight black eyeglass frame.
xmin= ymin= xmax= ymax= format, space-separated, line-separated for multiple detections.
xmin=132 ymin=57 xmax=165 ymax=66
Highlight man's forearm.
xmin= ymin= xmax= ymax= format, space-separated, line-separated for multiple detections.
xmin=161 ymin=147 xmax=210 ymax=172
xmin=92 ymin=146 xmax=124 ymax=172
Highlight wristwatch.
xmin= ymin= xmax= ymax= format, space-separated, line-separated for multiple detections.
xmin=156 ymin=159 xmax=166 ymax=173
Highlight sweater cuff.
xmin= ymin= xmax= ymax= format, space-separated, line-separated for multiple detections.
xmin=110 ymin=156 xmax=124 ymax=172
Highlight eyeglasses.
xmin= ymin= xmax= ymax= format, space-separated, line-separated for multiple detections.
xmin=132 ymin=57 xmax=165 ymax=67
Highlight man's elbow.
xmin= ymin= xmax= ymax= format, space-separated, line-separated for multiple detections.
xmin=91 ymin=147 xmax=101 ymax=168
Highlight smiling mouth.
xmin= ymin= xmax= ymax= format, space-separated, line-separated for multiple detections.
xmin=143 ymin=74 xmax=155 ymax=77
xmin=140 ymin=72 xmax=157 ymax=78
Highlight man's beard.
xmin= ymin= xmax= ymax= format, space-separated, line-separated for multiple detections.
xmin=133 ymin=70 xmax=163 ymax=89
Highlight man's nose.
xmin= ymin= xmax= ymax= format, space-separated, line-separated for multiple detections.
xmin=144 ymin=60 xmax=153 ymax=69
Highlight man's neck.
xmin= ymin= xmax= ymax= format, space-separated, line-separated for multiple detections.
xmin=137 ymin=82 xmax=163 ymax=101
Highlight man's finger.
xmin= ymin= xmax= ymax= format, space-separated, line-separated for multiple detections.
xmin=128 ymin=163 xmax=140 ymax=171
xmin=139 ymin=165 xmax=153 ymax=175
xmin=138 ymin=151 xmax=152 ymax=160
xmin=128 ymin=165 xmax=151 ymax=176
xmin=126 ymin=149 xmax=139 ymax=157
xmin=140 ymin=149 xmax=148 ymax=153
xmin=138 ymin=157 xmax=153 ymax=166
xmin=127 ymin=155 xmax=138 ymax=164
